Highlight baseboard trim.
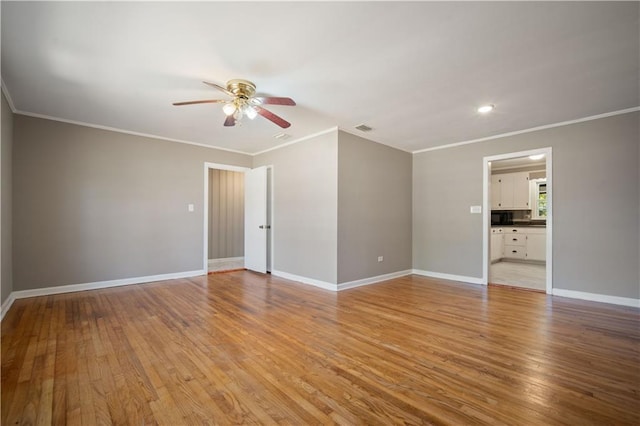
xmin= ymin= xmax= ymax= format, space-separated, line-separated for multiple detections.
xmin=337 ymin=270 xmax=413 ymax=291
xmin=412 ymin=269 xmax=485 ymax=285
xmin=1 ymin=269 xmax=206 ymax=321
xmin=271 ymin=270 xmax=337 ymax=291
xmin=271 ymin=269 xmax=415 ymax=292
xmin=552 ymin=288 xmax=640 ymax=308
xmin=0 ymin=293 xmax=17 ymax=322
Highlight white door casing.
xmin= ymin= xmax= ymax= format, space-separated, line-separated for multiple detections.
xmin=203 ymin=162 xmax=250 ymax=273
xmin=482 ymin=148 xmax=552 ymax=294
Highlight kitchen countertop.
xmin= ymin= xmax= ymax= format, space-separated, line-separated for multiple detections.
xmin=492 ymin=224 xmax=546 ymax=228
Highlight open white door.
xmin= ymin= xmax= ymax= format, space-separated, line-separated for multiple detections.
xmin=244 ymin=166 xmax=268 ymax=273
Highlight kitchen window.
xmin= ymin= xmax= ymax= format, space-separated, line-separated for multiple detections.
xmin=532 ymin=179 xmax=547 ymax=219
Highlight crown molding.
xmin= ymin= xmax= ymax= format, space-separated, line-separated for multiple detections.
xmin=412 ymin=106 xmax=640 ymax=154
xmin=251 ymin=127 xmax=338 ymax=156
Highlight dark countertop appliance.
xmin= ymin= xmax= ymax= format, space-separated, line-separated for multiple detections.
xmin=491 ymin=211 xmax=513 ymax=226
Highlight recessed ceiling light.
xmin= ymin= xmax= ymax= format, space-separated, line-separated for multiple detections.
xmin=529 ymin=154 xmax=545 ymax=160
xmin=477 ymin=104 xmax=495 ymax=114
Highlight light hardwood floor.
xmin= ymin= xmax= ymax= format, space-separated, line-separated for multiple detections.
xmin=490 ymin=260 xmax=546 ymax=291
xmin=2 ymin=272 xmax=639 ymax=424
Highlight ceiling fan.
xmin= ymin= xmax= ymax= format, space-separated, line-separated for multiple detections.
xmin=173 ymin=79 xmax=296 ymax=128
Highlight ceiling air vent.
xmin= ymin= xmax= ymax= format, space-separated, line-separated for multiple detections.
xmin=273 ymin=132 xmax=291 ymax=140
xmin=355 ymin=124 xmax=373 ymax=132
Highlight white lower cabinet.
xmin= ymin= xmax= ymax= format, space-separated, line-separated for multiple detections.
xmin=525 ymin=232 xmax=546 ymax=261
xmin=490 ymin=228 xmax=503 ymax=262
xmin=497 ymin=227 xmax=546 ymax=262
xmin=504 ymin=230 xmax=526 ymax=259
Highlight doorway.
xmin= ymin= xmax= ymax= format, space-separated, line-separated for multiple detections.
xmin=483 ymin=148 xmax=552 ymax=293
xmin=207 ymin=168 xmax=245 ymax=272
xmin=203 ymin=163 xmax=272 ymax=274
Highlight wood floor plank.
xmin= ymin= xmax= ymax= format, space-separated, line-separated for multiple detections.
xmin=2 ymin=272 xmax=639 ymax=425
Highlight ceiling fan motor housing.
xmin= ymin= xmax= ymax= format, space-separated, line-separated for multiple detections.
xmin=227 ymin=79 xmax=256 ymax=99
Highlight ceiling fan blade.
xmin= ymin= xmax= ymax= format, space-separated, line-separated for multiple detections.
xmin=224 ymin=115 xmax=236 ymax=127
xmin=203 ymin=81 xmax=235 ymax=97
xmin=173 ymin=99 xmax=226 ymax=106
xmin=255 ymin=106 xmax=291 ymax=128
xmin=253 ymin=97 xmax=296 ymax=106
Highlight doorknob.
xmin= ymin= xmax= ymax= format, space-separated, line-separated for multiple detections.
xmin=259 ymin=225 xmax=271 ymax=229
xmin=259 ymin=225 xmax=264 ymax=229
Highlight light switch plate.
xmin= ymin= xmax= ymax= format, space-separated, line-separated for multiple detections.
xmin=470 ymin=205 xmax=482 ymax=214
xmin=188 ymin=203 xmax=194 ymax=212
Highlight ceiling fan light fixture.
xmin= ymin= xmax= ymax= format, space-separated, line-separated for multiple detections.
xmin=245 ymin=105 xmax=258 ymax=120
xmin=222 ymin=102 xmax=237 ymax=116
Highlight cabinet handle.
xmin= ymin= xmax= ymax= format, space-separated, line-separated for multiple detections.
xmin=512 ymin=238 xmax=517 ymax=241
xmin=512 ymin=250 xmax=518 ymax=253
xmin=512 ymin=229 xmax=517 ymax=232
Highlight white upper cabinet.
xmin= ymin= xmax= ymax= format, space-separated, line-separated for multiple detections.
xmin=491 ymin=172 xmax=530 ymax=210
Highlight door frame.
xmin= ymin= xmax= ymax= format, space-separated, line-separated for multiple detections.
xmin=202 ymin=162 xmax=251 ymax=273
xmin=482 ymin=147 xmax=553 ymax=294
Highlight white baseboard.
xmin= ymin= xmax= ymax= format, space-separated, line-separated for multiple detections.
xmin=0 ymin=292 xmax=16 ymax=322
xmin=337 ymin=270 xmax=413 ymax=291
xmin=412 ymin=269 xmax=485 ymax=285
xmin=552 ymin=288 xmax=640 ymax=308
xmin=270 ymin=270 xmax=337 ymax=291
xmin=0 ymin=269 xmax=206 ymax=321
xmin=271 ymin=269 xmax=414 ymax=292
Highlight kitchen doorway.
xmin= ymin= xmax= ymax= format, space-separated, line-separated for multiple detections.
xmin=483 ymin=148 xmax=552 ymax=293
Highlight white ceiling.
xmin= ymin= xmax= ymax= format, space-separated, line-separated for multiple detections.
xmin=491 ymin=156 xmax=545 ymax=171
xmin=2 ymin=2 xmax=638 ymax=155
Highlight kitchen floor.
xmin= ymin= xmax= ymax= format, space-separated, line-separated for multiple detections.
xmin=490 ymin=260 xmax=546 ymax=291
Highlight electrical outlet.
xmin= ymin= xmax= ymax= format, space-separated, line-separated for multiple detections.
xmin=377 ymin=256 xmax=383 ymax=262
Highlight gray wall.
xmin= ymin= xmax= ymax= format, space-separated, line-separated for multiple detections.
xmin=13 ymin=115 xmax=251 ymax=291
xmin=1 ymin=92 xmax=13 ymax=304
xmin=254 ymin=131 xmax=338 ymax=284
xmin=414 ymin=111 xmax=639 ymax=299
xmin=208 ymin=169 xmax=244 ymax=259
xmin=337 ymin=131 xmax=412 ymax=283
